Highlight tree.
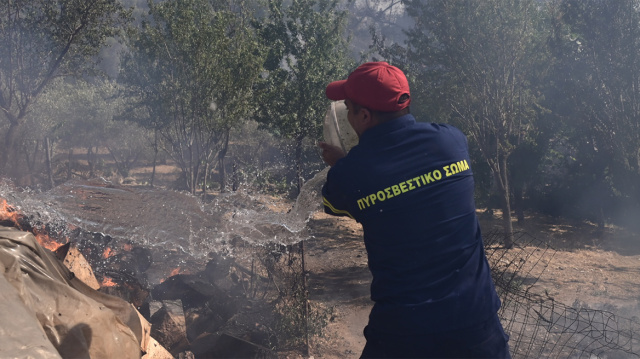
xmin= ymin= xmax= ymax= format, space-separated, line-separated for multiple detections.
xmin=402 ymin=0 xmax=551 ymax=247
xmin=342 ymin=0 xmax=410 ymax=58
xmin=253 ymin=0 xmax=352 ymax=194
xmin=21 ymin=78 xmax=141 ymax=185
xmin=547 ymin=0 xmax=640 ymax=230
xmin=0 ymin=0 xmax=131 ymax=178
xmin=119 ymin=0 xmax=264 ymax=194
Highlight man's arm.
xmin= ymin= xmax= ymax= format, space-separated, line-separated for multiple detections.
xmin=319 ymin=143 xmax=355 ymax=220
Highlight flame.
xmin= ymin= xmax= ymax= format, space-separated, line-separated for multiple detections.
xmin=171 ymin=267 xmax=191 ymax=276
xmin=103 ymin=247 xmax=116 ymax=259
xmin=0 ymin=198 xmax=23 ymax=227
xmin=32 ymin=228 xmax=65 ymax=252
xmin=159 ymin=267 xmax=189 ymax=283
xmin=1 ymin=198 xmax=67 ymax=251
xmin=101 ymin=276 xmax=117 ymax=287
xmin=123 ymin=243 xmax=132 ymax=251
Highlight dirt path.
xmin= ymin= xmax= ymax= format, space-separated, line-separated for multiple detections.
xmin=305 ymin=213 xmax=370 ymax=358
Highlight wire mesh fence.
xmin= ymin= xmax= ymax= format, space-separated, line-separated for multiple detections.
xmin=484 ymin=230 xmax=640 ymax=359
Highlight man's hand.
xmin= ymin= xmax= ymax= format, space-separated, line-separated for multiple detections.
xmin=318 ymin=141 xmax=346 ymax=167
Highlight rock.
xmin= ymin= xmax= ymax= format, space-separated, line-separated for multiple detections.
xmin=141 ymin=336 xmax=173 ymax=359
xmin=58 ymin=242 xmax=100 ymax=290
xmin=149 ymin=301 xmax=189 ymax=354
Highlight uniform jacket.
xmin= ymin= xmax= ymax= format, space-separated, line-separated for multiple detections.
xmin=322 ymin=114 xmax=500 ymax=333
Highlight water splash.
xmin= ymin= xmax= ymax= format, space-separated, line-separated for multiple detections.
xmin=0 ymin=169 xmax=328 ymax=259
xmin=224 ymin=167 xmax=327 ymax=244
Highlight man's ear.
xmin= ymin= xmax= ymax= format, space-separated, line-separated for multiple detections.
xmin=360 ymin=108 xmax=376 ymax=128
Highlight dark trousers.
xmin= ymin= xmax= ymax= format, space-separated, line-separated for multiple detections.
xmin=360 ymin=313 xmax=511 ymax=359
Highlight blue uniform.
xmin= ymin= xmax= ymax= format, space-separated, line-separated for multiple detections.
xmin=322 ymin=114 xmax=508 ymax=357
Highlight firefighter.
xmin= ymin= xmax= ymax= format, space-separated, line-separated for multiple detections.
xmin=319 ymin=62 xmax=511 ymax=358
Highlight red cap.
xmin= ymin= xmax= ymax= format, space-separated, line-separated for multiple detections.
xmin=325 ymin=62 xmax=410 ymax=112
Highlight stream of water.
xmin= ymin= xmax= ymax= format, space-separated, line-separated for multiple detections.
xmin=0 ymin=167 xmax=328 ymax=260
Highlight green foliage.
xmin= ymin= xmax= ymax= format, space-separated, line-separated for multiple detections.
xmin=5 ymin=0 xmax=640 ymax=231
xmin=24 ymin=78 xmax=149 ymax=182
xmin=243 ymin=165 xmax=291 ymax=195
xmin=252 ymin=0 xmax=353 ymax=192
xmin=119 ymin=0 xmax=265 ymax=193
xmin=0 ymin=0 xmax=132 ymax=176
xmin=254 ymin=0 xmax=351 ymax=142
xmin=545 ymin=0 xmax=640 ymax=226
xmin=401 ymin=0 xmax=552 ymax=242
xmin=0 ymin=0 xmax=131 ymax=84
xmin=30 ymin=79 xmax=120 ymax=147
xmin=404 ymin=0 xmax=550 ymax=150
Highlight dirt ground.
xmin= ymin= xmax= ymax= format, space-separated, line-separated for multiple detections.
xmin=299 ymin=210 xmax=640 ymax=359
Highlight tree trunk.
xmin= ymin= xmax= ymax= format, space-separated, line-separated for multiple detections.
xmin=87 ymin=146 xmax=95 ymax=178
xmin=150 ymin=130 xmax=158 ymax=188
xmin=218 ymin=156 xmax=225 ymax=192
xmin=294 ymin=134 xmax=304 ymax=197
xmin=45 ymin=137 xmax=55 ymax=189
xmin=595 ymin=172 xmax=607 ymax=237
xmin=495 ymin=154 xmax=514 ymax=249
xmin=23 ymin=140 xmax=40 ymax=173
xmin=202 ymin=162 xmax=209 ymax=198
xmin=500 ymin=190 xmax=515 ymax=249
xmin=232 ymin=161 xmax=239 ymax=192
xmin=513 ymin=184 xmax=525 ymax=224
xmin=1 ymin=120 xmax=21 ymax=178
xmin=218 ymin=130 xmax=230 ymax=192
xmin=106 ymin=146 xmax=127 ymax=178
xmin=189 ymin=146 xmax=196 ymax=195
xmin=67 ymin=148 xmax=73 ymax=181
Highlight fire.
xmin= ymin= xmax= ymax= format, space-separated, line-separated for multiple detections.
xmin=0 ymin=198 xmax=22 ymax=227
xmin=159 ymin=267 xmax=189 ymax=283
xmin=103 ymin=247 xmax=116 ymax=259
xmin=123 ymin=243 xmax=132 ymax=251
xmin=1 ymin=199 xmax=66 ymax=251
xmin=101 ymin=276 xmax=117 ymax=287
xmin=170 ymin=267 xmax=181 ymax=276
xmin=32 ymin=228 xmax=65 ymax=252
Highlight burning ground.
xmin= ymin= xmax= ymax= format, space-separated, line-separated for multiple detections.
xmin=0 ymin=177 xmax=324 ymax=358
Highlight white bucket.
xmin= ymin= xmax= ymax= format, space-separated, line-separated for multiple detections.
xmin=323 ymin=100 xmax=358 ymax=153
